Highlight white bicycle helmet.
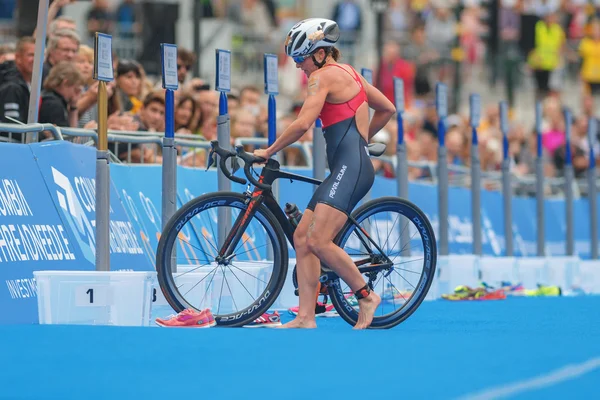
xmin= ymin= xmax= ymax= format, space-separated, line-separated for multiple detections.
xmin=284 ymin=18 xmax=340 ymax=61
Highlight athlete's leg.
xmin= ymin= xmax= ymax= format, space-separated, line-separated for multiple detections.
xmin=281 ymin=209 xmax=319 ymax=329
xmin=306 ymin=203 xmax=381 ymax=330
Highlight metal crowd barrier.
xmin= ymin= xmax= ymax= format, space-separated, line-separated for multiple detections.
xmin=2 ymin=122 xmax=597 ymax=200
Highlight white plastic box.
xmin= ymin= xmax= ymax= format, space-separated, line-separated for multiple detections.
xmin=34 ymin=271 xmax=155 ymax=326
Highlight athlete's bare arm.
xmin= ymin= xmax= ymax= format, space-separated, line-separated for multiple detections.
xmin=265 ymin=71 xmax=329 ymax=157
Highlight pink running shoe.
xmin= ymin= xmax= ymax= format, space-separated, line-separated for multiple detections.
xmin=243 ymin=311 xmax=282 ymax=328
xmin=155 ymin=308 xmax=216 ymax=328
xmin=288 ymin=302 xmax=338 ymax=318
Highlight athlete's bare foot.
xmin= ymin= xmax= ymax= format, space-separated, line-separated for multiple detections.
xmin=354 ymin=291 xmax=381 ymax=330
xmin=279 ymin=316 xmax=317 ymax=329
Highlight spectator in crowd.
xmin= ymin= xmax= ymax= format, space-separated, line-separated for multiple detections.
xmin=47 ymin=16 xmax=77 ymax=40
xmin=39 ymin=61 xmax=85 ymax=137
xmin=115 ymin=0 xmax=142 ymax=39
xmin=115 ymin=59 xmax=143 ymax=114
xmin=499 ymin=0 xmax=522 ymax=111
xmin=403 ymin=21 xmax=438 ymax=104
xmin=111 ymin=90 xmax=165 ymax=163
xmin=527 ymin=10 xmax=566 ymax=100
xmin=177 ymin=48 xmax=196 ymax=85
xmin=174 ymin=93 xmax=197 ymax=134
xmin=239 ymin=86 xmax=261 ymax=109
xmin=331 ymin=0 xmax=362 ymax=65
xmin=375 ymin=40 xmax=415 ymax=108
xmin=230 ymin=107 xmax=257 ymax=153
xmin=227 ymin=92 xmax=240 ymax=114
xmin=228 ymin=0 xmax=276 ymax=38
xmin=42 ymin=28 xmax=81 ymax=83
xmin=0 ymin=43 xmax=16 ymax=64
xmin=425 ymin=1 xmax=457 ymax=82
xmin=578 ymin=19 xmax=600 ymax=99
xmin=75 ymin=44 xmax=120 ymax=129
xmin=0 ymin=36 xmax=35 ymax=141
xmin=86 ymin=0 xmax=114 ymax=45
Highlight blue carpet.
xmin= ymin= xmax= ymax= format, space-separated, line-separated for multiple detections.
xmin=1 ymin=296 xmax=599 ymax=400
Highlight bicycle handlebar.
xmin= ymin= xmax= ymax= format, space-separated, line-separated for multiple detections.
xmin=207 ymin=140 xmax=272 ymax=191
xmin=207 ymin=140 xmax=247 ymax=185
xmin=234 ymin=145 xmax=270 ymax=190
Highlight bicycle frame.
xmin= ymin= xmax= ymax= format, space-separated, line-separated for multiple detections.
xmin=217 ymin=159 xmax=393 ymax=276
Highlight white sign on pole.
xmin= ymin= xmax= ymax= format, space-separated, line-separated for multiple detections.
xmin=393 ymin=77 xmax=405 ymax=114
xmin=94 ymin=33 xmax=114 ymax=82
xmin=264 ymin=53 xmax=279 ymax=95
xmin=436 ymin=83 xmax=448 ymax=118
xmin=161 ymin=43 xmax=178 ymax=90
xmin=215 ymin=49 xmax=231 ymax=92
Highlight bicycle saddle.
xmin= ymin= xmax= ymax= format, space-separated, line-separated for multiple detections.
xmin=367 ymin=142 xmax=386 ymax=157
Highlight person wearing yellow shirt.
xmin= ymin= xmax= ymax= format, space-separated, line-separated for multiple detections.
xmin=579 ymin=19 xmax=600 ymax=98
xmin=527 ymin=11 xmax=566 ymax=100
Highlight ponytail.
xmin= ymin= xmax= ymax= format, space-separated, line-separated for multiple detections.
xmin=330 ymin=47 xmax=341 ymax=61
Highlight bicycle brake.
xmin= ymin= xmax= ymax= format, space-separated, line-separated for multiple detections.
xmin=205 ymin=150 xmax=215 ymax=171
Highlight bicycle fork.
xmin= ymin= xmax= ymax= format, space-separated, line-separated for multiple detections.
xmin=216 ymin=193 xmax=263 ymax=264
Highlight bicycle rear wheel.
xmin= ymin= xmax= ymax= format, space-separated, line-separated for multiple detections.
xmin=329 ymin=197 xmax=437 ymax=329
xmin=155 ymin=192 xmax=288 ymax=327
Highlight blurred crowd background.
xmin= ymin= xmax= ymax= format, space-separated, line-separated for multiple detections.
xmin=0 ymin=0 xmax=599 ymax=196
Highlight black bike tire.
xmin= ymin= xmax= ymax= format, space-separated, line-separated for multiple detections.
xmin=155 ymin=192 xmax=289 ymax=327
xmin=329 ymin=197 xmax=437 ymax=329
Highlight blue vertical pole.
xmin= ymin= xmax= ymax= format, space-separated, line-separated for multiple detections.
xmin=436 ymin=83 xmax=449 ymax=256
xmin=219 ymin=91 xmax=228 ymax=116
xmin=500 ymin=101 xmax=512 ymax=256
xmin=268 ymin=94 xmax=276 ymax=147
xmin=470 ymin=94 xmax=482 ymax=256
xmin=588 ymin=117 xmax=598 ymax=259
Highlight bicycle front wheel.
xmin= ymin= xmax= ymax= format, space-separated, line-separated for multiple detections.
xmin=156 ymin=192 xmax=288 ymax=327
xmin=329 ymin=197 xmax=437 ymax=329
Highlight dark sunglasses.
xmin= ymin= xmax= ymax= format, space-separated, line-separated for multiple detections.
xmin=193 ymin=83 xmax=211 ymax=91
xmin=292 ymin=54 xmax=311 ymax=64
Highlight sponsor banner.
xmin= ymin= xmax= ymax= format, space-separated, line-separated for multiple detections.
xmin=30 ymin=142 xmax=153 ymax=271
xmin=109 ymin=164 xmax=161 ymax=267
xmin=0 ymin=144 xmax=80 ymax=324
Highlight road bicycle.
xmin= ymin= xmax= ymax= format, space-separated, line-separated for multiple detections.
xmin=156 ymin=140 xmax=437 ymax=329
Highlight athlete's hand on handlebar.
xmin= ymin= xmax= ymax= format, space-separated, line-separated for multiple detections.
xmin=206 ymin=141 xmax=273 ymax=191
xmin=252 ymin=148 xmax=270 ymax=164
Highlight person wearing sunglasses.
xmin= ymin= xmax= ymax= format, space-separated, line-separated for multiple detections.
xmin=253 ymin=18 xmax=396 ymax=330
